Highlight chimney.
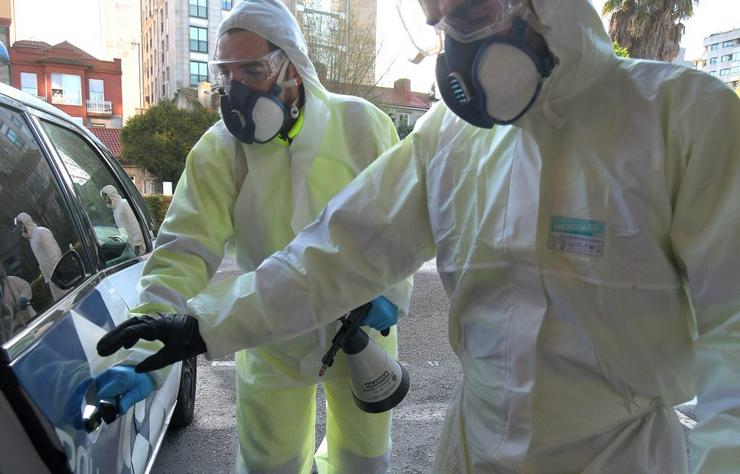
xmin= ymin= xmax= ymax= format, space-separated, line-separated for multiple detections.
xmin=393 ymin=78 xmax=411 ymax=96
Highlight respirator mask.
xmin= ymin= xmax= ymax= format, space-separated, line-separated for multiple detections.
xmin=210 ymin=48 xmax=300 ymax=144
xmin=397 ymin=0 xmax=555 ymax=127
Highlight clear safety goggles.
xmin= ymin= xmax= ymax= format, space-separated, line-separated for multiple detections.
xmin=396 ymin=0 xmax=528 ymax=62
xmin=208 ymin=49 xmax=288 ymax=88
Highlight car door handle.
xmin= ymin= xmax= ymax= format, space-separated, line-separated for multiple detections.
xmin=82 ymin=399 xmax=119 ymax=433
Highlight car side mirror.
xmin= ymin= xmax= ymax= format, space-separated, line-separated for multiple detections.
xmin=51 ymin=250 xmax=85 ymax=290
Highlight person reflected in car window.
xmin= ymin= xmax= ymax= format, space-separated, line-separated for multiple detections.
xmin=14 ymin=212 xmax=68 ymax=300
xmin=100 ymin=185 xmax=145 ymax=256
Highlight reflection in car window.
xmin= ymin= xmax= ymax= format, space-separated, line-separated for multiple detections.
xmin=41 ymin=122 xmax=146 ymax=267
xmin=0 ymin=106 xmax=83 ymax=343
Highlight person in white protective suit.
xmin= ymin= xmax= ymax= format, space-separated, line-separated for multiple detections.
xmin=14 ymin=212 xmax=68 ymax=301
xmin=95 ymin=0 xmax=413 ymax=472
xmin=100 ymin=184 xmax=146 ymax=256
xmin=98 ymin=0 xmax=740 ymax=472
xmin=2 ymin=275 xmax=36 ymax=330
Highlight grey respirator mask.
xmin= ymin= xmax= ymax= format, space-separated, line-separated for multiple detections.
xmin=436 ymin=19 xmax=555 ymax=127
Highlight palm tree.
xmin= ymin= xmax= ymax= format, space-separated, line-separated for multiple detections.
xmin=603 ymin=0 xmax=699 ymax=61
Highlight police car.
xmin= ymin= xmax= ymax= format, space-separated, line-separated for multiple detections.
xmin=0 ymin=82 xmax=196 ymax=473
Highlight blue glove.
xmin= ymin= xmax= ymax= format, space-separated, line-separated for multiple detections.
xmin=18 ymin=297 xmax=29 ymax=308
xmin=362 ymin=296 xmax=398 ymax=332
xmin=95 ymin=366 xmax=154 ymax=415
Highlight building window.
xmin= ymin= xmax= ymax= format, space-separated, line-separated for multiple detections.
xmin=89 ymin=79 xmax=105 ymax=103
xmin=719 ymin=68 xmax=731 ymax=76
xmin=731 ymin=66 xmax=740 ymax=74
xmin=721 ymin=54 xmax=732 ymax=62
xmin=189 ymin=0 xmax=207 ymax=18
xmin=190 ymin=61 xmax=208 ymax=85
xmin=723 ymin=40 xmax=735 ymax=48
xmin=190 ymin=26 xmax=208 ymax=53
xmin=20 ymin=72 xmax=38 ymax=96
xmin=709 ymin=57 xmax=717 ymax=64
xmin=709 ymin=71 xmax=718 ymax=76
xmin=5 ymin=128 xmax=23 ymax=149
xmin=398 ymin=112 xmax=409 ymax=128
xmin=50 ymin=73 xmax=82 ymax=106
xmin=222 ymin=0 xmax=232 ymax=9
xmin=733 ymin=52 xmax=740 ymax=61
xmin=710 ymin=43 xmax=720 ymax=51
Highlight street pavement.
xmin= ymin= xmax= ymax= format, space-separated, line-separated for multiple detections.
xmin=152 ymin=258 xmax=696 ymax=473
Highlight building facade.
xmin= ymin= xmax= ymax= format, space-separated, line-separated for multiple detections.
xmin=141 ymin=0 xmax=233 ymax=107
xmin=697 ymin=27 xmax=740 ymax=91
xmin=374 ymin=78 xmax=431 ymax=132
xmin=141 ymin=0 xmax=377 ymax=107
xmin=9 ymin=40 xmax=124 ymax=129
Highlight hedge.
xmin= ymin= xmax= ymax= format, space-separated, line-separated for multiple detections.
xmin=144 ymin=194 xmax=173 ymax=229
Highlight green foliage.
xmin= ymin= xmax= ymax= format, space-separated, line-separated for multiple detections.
xmin=121 ymin=101 xmax=219 ymax=184
xmin=603 ymin=0 xmax=698 ymax=61
xmin=397 ymin=124 xmax=414 ymax=140
xmin=613 ymin=42 xmax=630 ymax=58
xmin=143 ymin=194 xmax=173 ymax=228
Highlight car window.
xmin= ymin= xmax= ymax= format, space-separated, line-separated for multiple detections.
xmin=41 ymin=121 xmax=147 ymax=267
xmin=0 ymin=106 xmax=85 ymax=343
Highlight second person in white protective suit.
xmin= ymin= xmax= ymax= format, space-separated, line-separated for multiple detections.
xmin=100 ymin=184 xmax=146 ymax=256
xmin=96 ymin=0 xmax=413 ymax=473
xmin=99 ymin=0 xmax=740 ymax=472
xmin=14 ymin=212 xmax=67 ymax=301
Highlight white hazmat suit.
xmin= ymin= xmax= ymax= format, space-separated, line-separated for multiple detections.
xmin=100 ymin=184 xmax=145 ymax=256
xmin=15 ymin=212 xmax=67 ymax=301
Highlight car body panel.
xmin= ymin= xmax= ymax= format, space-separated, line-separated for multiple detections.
xmin=0 ymin=82 xmax=180 ymax=473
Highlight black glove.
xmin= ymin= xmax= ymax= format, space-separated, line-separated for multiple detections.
xmin=97 ymin=314 xmax=207 ymax=373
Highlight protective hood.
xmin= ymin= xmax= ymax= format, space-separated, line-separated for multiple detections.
xmin=218 ymin=0 xmax=327 ymax=102
xmin=217 ymin=0 xmax=334 ymax=234
xmin=519 ymin=0 xmax=615 ymax=126
xmin=101 ymin=184 xmax=123 ymax=206
xmin=15 ymin=212 xmax=37 ymax=238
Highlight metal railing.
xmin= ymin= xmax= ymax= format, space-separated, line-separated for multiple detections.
xmin=86 ymin=100 xmax=113 ymax=114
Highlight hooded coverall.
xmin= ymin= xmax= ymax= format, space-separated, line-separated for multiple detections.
xmin=129 ymin=0 xmax=412 ymax=472
xmin=15 ymin=212 xmax=67 ymax=301
xmin=183 ymin=0 xmax=740 ymax=472
xmin=101 ymin=185 xmax=146 ymax=256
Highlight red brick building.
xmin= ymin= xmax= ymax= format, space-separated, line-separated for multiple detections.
xmin=9 ymin=40 xmax=124 ymax=129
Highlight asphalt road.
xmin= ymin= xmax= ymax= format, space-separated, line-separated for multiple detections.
xmin=152 ymin=259 xmax=459 ymax=473
xmin=152 ymin=259 xmax=696 ymax=473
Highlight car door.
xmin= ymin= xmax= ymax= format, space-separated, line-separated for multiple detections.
xmin=0 ymin=98 xmax=176 ymax=473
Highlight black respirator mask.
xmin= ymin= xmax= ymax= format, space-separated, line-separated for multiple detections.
xmin=436 ymin=19 xmax=555 ymax=127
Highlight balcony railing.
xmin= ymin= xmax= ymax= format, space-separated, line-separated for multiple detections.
xmin=86 ymin=100 xmax=113 ymax=114
xmin=35 ymin=95 xmax=47 ymax=102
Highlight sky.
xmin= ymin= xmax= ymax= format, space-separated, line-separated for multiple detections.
xmin=376 ymin=0 xmax=740 ymax=92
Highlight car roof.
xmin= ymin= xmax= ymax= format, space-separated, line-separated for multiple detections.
xmin=0 ymin=82 xmax=112 ymax=153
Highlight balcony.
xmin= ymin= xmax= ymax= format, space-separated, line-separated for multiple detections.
xmin=86 ymin=100 xmax=113 ymax=115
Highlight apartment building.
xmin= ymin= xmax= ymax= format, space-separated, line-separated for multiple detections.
xmin=9 ymin=40 xmax=124 ymax=129
xmin=697 ymin=27 xmax=740 ymax=90
xmin=141 ymin=0 xmax=377 ymax=107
